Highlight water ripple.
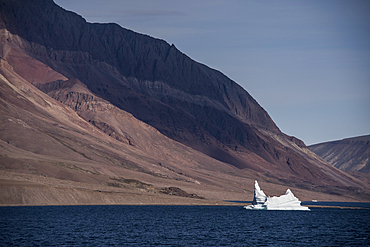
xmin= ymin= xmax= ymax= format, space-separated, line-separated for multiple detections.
xmin=1 ymin=206 xmax=369 ymax=246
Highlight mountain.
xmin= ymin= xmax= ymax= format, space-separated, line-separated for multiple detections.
xmin=0 ymin=0 xmax=369 ymax=204
xmin=0 ymin=0 xmax=281 ymax=169
xmin=309 ymin=135 xmax=370 ymax=174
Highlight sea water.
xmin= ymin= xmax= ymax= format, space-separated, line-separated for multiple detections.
xmin=1 ymin=205 xmax=369 ymax=246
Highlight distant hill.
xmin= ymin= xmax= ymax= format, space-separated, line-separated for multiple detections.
xmin=309 ymin=135 xmax=370 ymax=174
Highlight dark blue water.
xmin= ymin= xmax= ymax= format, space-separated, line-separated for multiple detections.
xmin=227 ymin=201 xmax=370 ymax=208
xmin=1 ymin=206 xmax=369 ymax=246
xmin=301 ymin=201 xmax=370 ymax=208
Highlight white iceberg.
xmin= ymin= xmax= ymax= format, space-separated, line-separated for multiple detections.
xmin=244 ymin=181 xmax=310 ymax=211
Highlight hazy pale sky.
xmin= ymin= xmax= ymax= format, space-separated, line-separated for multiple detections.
xmin=54 ymin=0 xmax=370 ymax=145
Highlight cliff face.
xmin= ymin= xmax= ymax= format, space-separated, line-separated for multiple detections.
xmin=0 ymin=0 xmax=293 ymax=168
xmin=0 ymin=0 xmax=275 ymax=127
xmin=309 ymin=135 xmax=370 ymax=174
xmin=1 ymin=8 xmax=270 ymax=111
xmin=1 ymin=0 xmax=369 ymax=203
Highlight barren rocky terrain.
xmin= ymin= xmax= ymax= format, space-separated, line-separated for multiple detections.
xmin=0 ymin=0 xmax=369 ymax=206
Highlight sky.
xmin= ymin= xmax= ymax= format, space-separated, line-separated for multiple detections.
xmin=54 ymin=0 xmax=370 ymax=145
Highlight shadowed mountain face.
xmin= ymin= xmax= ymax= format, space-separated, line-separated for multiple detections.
xmin=309 ymin=135 xmax=370 ymax=174
xmin=0 ymin=0 xmax=302 ymax=169
xmin=1 ymin=0 xmax=370 ymax=204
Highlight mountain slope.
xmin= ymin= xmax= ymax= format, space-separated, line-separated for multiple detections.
xmin=0 ymin=0 xmax=369 ymax=204
xmin=1 ymin=50 xmax=368 ymax=204
xmin=309 ymin=135 xmax=370 ymax=174
xmin=0 ymin=0 xmax=288 ymax=166
xmin=0 ymin=0 xmax=324 ymax=175
xmin=0 ymin=55 xmax=258 ymax=205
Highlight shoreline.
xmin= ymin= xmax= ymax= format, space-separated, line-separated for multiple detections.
xmin=1 ymin=202 xmax=370 ymax=209
xmin=2 ymin=175 xmax=369 ymax=208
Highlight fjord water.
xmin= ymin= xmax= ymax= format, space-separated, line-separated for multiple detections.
xmin=1 ymin=206 xmax=369 ymax=246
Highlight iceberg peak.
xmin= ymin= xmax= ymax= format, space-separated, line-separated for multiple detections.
xmin=252 ymin=180 xmax=267 ymax=205
xmin=244 ymin=181 xmax=310 ymax=211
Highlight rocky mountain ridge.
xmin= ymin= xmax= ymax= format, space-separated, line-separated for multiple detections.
xmin=0 ymin=0 xmax=369 ymax=204
xmin=309 ymin=135 xmax=370 ymax=174
xmin=0 ymin=0 xmax=311 ymax=171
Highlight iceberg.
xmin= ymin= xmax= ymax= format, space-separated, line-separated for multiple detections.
xmin=244 ymin=181 xmax=310 ymax=211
